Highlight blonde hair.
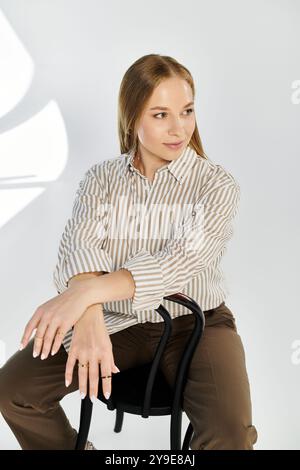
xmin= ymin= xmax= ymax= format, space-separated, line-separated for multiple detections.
xmin=117 ymin=53 xmax=208 ymax=160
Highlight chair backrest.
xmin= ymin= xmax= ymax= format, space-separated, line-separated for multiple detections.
xmin=141 ymin=293 xmax=205 ymax=418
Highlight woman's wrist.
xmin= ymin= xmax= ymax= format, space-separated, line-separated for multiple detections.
xmin=68 ymin=277 xmax=101 ymax=310
xmin=74 ymin=303 xmax=106 ymax=331
xmin=67 ymin=272 xmax=106 ymax=309
xmin=84 ymin=269 xmax=136 ymax=306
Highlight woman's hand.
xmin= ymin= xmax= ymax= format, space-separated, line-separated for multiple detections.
xmin=65 ymin=305 xmax=120 ymax=402
xmin=20 ymin=279 xmax=93 ymax=359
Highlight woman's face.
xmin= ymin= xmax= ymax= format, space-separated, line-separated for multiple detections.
xmin=135 ymin=77 xmax=196 ymax=163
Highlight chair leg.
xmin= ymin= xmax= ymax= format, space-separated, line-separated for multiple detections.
xmin=182 ymin=422 xmax=194 ymax=450
xmin=114 ymin=407 xmax=124 ymax=433
xmin=170 ymin=408 xmax=182 ymax=449
xmin=75 ymin=397 xmax=93 ymax=450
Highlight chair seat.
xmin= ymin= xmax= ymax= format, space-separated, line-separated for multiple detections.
xmin=98 ymin=363 xmax=174 ymax=416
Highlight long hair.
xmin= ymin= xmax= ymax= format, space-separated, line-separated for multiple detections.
xmin=117 ymin=53 xmax=208 ymax=160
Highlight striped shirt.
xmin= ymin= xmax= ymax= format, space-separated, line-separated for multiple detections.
xmin=53 ymin=145 xmax=241 ymax=353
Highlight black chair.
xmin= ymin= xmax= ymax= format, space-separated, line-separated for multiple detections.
xmin=75 ymin=292 xmax=205 ymax=450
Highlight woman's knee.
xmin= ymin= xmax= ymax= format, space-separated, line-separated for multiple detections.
xmin=217 ymin=419 xmax=258 ymax=450
xmin=0 ymin=363 xmax=16 ymax=410
xmin=190 ymin=419 xmax=258 ymax=450
xmin=0 ymin=340 xmax=35 ymax=409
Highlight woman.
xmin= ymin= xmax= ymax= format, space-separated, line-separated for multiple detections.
xmin=0 ymin=54 xmax=258 ymax=450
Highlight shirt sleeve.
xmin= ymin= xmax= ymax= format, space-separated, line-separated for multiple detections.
xmin=120 ymin=167 xmax=241 ymax=312
xmin=53 ymin=164 xmax=113 ymax=294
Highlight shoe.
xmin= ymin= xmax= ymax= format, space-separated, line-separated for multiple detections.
xmin=85 ymin=440 xmax=97 ymax=450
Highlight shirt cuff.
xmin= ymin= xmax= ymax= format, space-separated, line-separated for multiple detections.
xmin=120 ymin=249 xmax=165 ymax=312
xmin=59 ymin=247 xmax=114 ymax=291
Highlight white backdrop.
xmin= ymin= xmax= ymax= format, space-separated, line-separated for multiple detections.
xmin=0 ymin=0 xmax=299 ymax=450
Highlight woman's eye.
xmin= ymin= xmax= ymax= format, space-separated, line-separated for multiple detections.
xmin=153 ymin=108 xmax=194 ymax=119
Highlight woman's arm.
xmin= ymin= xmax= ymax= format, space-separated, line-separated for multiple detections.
xmin=52 ymin=164 xmax=114 ymax=295
xmin=67 ymin=271 xmax=105 ymax=289
xmin=65 ymin=271 xmax=120 ymax=402
xmin=68 ymin=271 xmax=107 ymax=320
xmin=84 ymin=268 xmax=136 ymax=307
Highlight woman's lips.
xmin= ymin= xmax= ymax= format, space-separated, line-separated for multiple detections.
xmin=163 ymin=141 xmax=184 ymax=150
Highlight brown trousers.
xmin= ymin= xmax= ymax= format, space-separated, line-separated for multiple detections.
xmin=0 ymin=301 xmax=258 ymax=450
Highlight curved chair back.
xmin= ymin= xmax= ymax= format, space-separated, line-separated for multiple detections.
xmin=141 ymin=292 xmax=205 ymax=419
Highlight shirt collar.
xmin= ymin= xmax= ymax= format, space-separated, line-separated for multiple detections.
xmin=120 ymin=145 xmax=199 ymax=185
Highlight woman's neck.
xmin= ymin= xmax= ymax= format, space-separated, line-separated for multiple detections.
xmin=133 ymin=149 xmax=168 ymax=183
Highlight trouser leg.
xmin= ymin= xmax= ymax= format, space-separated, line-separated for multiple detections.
xmin=0 ymin=337 xmax=79 ymax=449
xmin=146 ymin=304 xmax=259 ymax=450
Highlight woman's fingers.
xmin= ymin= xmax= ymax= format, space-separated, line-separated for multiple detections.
xmin=40 ymin=323 xmax=65 ymax=360
xmin=32 ymin=322 xmax=50 ymax=358
xmin=50 ymin=327 xmax=67 ymax=357
xmin=78 ymin=357 xmax=111 ymax=401
xmin=65 ymin=352 xmax=77 ymax=388
xmin=20 ymin=310 xmax=41 ymax=349
xmin=78 ymin=357 xmax=89 ymax=399
xmin=64 ymin=346 xmax=119 ymax=403
xmin=88 ymin=360 xmax=99 ymax=402
xmin=100 ymin=360 xmax=112 ymax=400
